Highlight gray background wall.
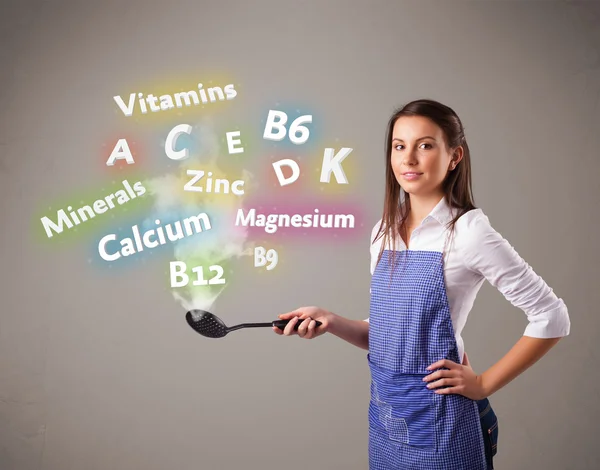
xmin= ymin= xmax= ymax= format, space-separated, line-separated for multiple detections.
xmin=1 ymin=0 xmax=599 ymax=469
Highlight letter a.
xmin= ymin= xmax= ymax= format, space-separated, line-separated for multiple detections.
xmin=106 ymin=139 xmax=135 ymax=166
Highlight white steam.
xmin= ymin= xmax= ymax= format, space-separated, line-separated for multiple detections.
xmin=144 ymin=117 xmax=255 ymax=312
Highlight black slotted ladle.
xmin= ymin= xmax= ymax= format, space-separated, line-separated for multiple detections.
xmin=186 ymin=309 xmax=322 ymax=338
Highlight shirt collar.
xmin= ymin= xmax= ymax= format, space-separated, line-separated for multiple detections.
xmin=425 ymin=196 xmax=454 ymax=226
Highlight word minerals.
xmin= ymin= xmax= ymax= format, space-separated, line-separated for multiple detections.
xmin=41 ymin=180 xmax=145 ymax=238
xmin=105 ymin=110 xmax=352 ymax=185
xmin=113 ymin=82 xmax=237 ymax=117
xmin=98 ymin=213 xmax=212 ymax=262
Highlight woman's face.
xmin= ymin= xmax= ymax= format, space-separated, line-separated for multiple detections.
xmin=390 ymin=116 xmax=461 ymax=198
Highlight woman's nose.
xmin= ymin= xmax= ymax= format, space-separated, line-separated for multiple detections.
xmin=403 ymin=150 xmax=418 ymax=165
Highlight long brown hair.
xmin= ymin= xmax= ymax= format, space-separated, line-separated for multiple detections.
xmin=373 ymin=99 xmax=477 ymax=269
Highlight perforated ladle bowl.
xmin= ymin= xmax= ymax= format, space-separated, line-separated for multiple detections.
xmin=185 ymin=309 xmax=322 ymax=338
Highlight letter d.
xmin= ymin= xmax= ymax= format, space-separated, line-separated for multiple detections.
xmin=272 ymin=159 xmax=300 ymax=186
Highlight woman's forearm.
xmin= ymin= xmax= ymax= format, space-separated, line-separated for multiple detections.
xmin=328 ymin=314 xmax=370 ymax=350
xmin=480 ymin=336 xmax=562 ymax=396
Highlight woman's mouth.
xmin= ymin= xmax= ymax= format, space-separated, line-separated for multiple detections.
xmin=401 ymin=172 xmax=423 ymax=181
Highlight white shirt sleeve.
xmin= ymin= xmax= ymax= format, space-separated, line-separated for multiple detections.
xmin=460 ymin=211 xmax=570 ymax=338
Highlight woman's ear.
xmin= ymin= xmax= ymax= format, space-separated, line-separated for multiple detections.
xmin=450 ymin=146 xmax=464 ymax=170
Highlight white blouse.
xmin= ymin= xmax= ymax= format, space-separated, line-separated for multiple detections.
xmin=365 ymin=196 xmax=571 ymax=362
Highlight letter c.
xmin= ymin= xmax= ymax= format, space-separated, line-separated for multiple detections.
xmin=165 ymin=123 xmax=192 ymax=160
xmin=98 ymin=234 xmax=121 ymax=261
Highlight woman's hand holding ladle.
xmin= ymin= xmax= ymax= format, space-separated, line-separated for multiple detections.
xmin=274 ymin=307 xmax=333 ymax=339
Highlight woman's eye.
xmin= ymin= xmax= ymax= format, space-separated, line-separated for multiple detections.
xmin=394 ymin=143 xmax=432 ymax=150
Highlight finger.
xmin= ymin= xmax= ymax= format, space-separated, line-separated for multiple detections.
xmin=434 ymin=386 xmax=463 ymax=395
xmin=422 ymin=370 xmax=456 ymax=382
xmin=272 ymin=326 xmax=283 ymax=335
xmin=426 ymin=378 xmax=461 ymax=389
xmin=426 ymin=359 xmax=458 ymax=371
xmin=278 ymin=311 xmax=303 ymax=320
xmin=297 ymin=318 xmax=312 ymax=338
xmin=283 ymin=316 xmax=299 ymax=336
xmin=304 ymin=319 xmax=317 ymax=339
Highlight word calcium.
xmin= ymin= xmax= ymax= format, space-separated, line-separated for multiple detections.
xmin=98 ymin=213 xmax=212 ymax=262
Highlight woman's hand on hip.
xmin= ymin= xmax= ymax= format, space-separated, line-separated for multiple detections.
xmin=423 ymin=355 xmax=488 ymax=400
xmin=273 ymin=306 xmax=333 ymax=339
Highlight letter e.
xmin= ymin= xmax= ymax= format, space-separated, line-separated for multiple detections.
xmin=226 ymin=131 xmax=244 ymax=154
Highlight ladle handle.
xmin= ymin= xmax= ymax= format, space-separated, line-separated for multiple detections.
xmin=272 ymin=319 xmax=323 ymax=330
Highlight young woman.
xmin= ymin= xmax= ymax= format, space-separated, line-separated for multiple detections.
xmin=273 ymin=99 xmax=571 ymax=470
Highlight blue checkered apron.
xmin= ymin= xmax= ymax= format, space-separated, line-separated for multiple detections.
xmin=368 ymin=240 xmax=488 ymax=469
